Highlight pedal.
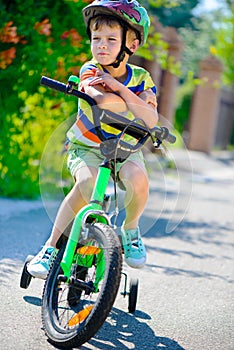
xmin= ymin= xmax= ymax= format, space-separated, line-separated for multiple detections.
xmin=58 ymin=275 xmax=68 ymax=283
xmin=70 ymin=277 xmax=94 ymax=295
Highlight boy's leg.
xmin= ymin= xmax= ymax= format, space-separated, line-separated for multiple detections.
xmin=119 ymin=161 xmax=149 ymax=230
xmin=119 ymin=160 xmax=149 ymax=268
xmin=27 ymin=165 xmax=98 ymax=279
xmin=46 ymin=166 xmax=98 ymax=247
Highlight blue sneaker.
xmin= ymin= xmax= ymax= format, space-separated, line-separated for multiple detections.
xmin=121 ymin=225 xmax=146 ymax=268
xmin=27 ymin=246 xmax=58 ymax=280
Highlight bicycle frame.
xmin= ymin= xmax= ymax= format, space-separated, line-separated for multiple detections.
xmin=60 ymin=162 xmax=112 ymax=279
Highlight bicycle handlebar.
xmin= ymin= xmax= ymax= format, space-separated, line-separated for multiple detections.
xmin=40 ymin=76 xmax=97 ymax=107
xmin=40 ymin=76 xmax=176 ymax=144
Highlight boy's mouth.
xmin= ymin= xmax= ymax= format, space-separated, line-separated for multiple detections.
xmin=98 ymin=52 xmax=108 ymax=56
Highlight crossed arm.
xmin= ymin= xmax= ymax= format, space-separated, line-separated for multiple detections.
xmin=81 ymin=69 xmax=158 ymax=128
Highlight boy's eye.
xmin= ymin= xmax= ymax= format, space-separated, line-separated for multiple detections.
xmin=92 ymin=36 xmax=118 ymax=42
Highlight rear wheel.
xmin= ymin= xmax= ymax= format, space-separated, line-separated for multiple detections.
xmin=20 ymin=255 xmax=34 ymax=289
xmin=128 ymin=278 xmax=139 ymax=313
xmin=41 ymin=223 xmax=122 ymax=349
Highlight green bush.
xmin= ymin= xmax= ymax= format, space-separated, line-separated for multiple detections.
xmin=0 ymin=0 xmax=91 ymax=198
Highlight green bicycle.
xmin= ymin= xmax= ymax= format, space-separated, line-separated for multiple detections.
xmin=20 ymin=75 xmax=176 ymax=349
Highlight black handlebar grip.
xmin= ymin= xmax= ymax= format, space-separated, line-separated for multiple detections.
xmin=154 ymin=126 xmax=176 ymax=144
xmin=40 ymin=76 xmax=67 ymax=94
xmin=167 ymin=133 xmax=177 ymax=144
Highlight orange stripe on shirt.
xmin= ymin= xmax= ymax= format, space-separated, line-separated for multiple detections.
xmin=136 ymin=91 xmax=142 ymax=96
xmin=80 ymin=68 xmax=97 ymax=81
xmin=76 ymin=118 xmax=101 ymax=144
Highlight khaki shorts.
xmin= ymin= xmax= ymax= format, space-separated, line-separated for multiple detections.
xmin=67 ymin=144 xmax=147 ymax=181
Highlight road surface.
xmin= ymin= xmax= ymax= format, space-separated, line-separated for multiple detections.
xmin=0 ymin=149 xmax=233 ymax=349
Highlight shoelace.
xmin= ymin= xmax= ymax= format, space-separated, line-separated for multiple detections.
xmin=41 ymin=250 xmax=53 ymax=262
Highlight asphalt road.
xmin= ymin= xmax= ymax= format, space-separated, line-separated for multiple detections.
xmin=0 ymin=149 xmax=233 ymax=350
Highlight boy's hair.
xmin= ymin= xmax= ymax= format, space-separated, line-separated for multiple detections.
xmin=90 ymin=15 xmax=138 ymax=42
xmin=90 ymin=15 xmax=120 ymax=31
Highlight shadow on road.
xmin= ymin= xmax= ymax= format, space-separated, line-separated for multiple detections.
xmin=145 ymin=262 xmax=234 ymax=284
xmin=20 ymin=296 xmax=185 ymax=350
xmin=80 ymin=307 xmax=185 ymax=350
xmin=144 ymin=215 xmax=233 ymax=247
xmin=141 ymin=215 xmax=234 ymax=284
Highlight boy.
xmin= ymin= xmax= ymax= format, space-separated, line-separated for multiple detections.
xmin=28 ymin=0 xmax=158 ymax=279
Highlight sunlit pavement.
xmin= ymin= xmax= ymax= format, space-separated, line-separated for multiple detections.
xmin=0 ymin=148 xmax=233 ymax=350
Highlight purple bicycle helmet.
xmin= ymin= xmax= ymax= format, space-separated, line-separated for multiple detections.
xmin=82 ymin=0 xmax=150 ymax=67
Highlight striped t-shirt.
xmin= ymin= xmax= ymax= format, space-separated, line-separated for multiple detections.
xmin=67 ymin=60 xmax=157 ymax=148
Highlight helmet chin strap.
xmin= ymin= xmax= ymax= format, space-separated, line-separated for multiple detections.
xmin=109 ymin=46 xmax=133 ymax=68
xmin=107 ymin=25 xmax=133 ymax=68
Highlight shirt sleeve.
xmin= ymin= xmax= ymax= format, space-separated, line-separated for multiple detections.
xmin=80 ymin=65 xmax=97 ymax=81
xmin=143 ymin=71 xmax=157 ymax=95
xmin=78 ymin=62 xmax=99 ymax=91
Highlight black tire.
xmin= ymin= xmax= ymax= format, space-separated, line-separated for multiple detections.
xmin=20 ymin=255 xmax=34 ymax=289
xmin=128 ymin=278 xmax=139 ymax=313
xmin=41 ymin=223 xmax=122 ymax=349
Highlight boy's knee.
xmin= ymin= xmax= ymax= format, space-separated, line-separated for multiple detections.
xmin=133 ymin=172 xmax=149 ymax=194
xmin=71 ymin=178 xmax=92 ymax=203
xmin=120 ymin=163 xmax=149 ymax=192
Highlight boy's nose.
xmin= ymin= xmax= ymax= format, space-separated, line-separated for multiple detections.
xmin=98 ymin=39 xmax=107 ymax=49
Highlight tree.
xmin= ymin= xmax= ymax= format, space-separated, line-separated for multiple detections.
xmin=174 ymin=1 xmax=234 ymax=133
xmin=177 ymin=0 xmax=233 ymax=83
xmin=214 ymin=2 xmax=234 ymax=85
xmin=0 ymin=0 xmax=91 ymax=197
xmin=142 ymin=0 xmax=200 ymax=28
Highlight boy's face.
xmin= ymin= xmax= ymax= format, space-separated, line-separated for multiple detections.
xmin=91 ymin=24 xmax=122 ymax=66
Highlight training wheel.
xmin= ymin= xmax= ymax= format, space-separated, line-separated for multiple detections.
xmin=20 ymin=255 xmax=34 ymax=289
xmin=128 ymin=278 xmax=139 ymax=313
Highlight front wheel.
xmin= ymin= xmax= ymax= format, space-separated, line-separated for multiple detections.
xmin=41 ymin=223 xmax=122 ymax=349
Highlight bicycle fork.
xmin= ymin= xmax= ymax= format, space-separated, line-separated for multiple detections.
xmin=60 ymin=163 xmax=112 ymax=279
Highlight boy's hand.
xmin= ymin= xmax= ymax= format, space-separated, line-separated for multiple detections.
xmin=88 ymin=69 xmax=123 ymax=93
xmin=138 ymin=89 xmax=157 ymax=109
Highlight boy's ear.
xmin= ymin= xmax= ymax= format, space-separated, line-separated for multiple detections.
xmin=128 ymin=39 xmax=140 ymax=53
